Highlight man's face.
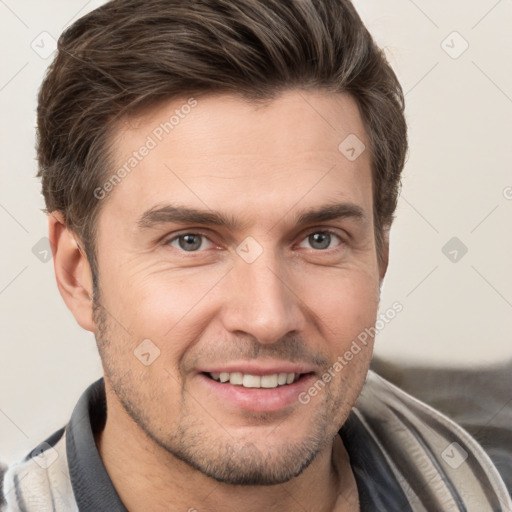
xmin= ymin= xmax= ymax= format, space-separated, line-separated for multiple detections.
xmin=93 ymin=90 xmax=383 ymax=485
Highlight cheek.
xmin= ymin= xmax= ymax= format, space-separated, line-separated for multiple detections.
xmin=299 ymin=266 xmax=380 ymax=350
xmin=103 ymin=264 xmax=230 ymax=338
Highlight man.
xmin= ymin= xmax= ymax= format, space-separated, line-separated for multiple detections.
xmin=2 ymin=0 xmax=510 ymax=510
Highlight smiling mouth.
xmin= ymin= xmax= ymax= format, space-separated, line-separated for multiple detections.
xmin=204 ymin=371 xmax=309 ymax=389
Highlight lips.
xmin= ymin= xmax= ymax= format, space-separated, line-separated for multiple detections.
xmin=196 ymin=361 xmax=317 ymax=412
xmin=199 ymin=370 xmax=314 ymax=413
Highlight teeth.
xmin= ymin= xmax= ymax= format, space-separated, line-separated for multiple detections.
xmin=261 ymin=374 xmax=278 ymax=388
xmin=277 ymin=373 xmax=288 ymax=385
xmin=229 ymin=372 xmax=243 ymax=385
xmin=209 ymin=371 xmax=298 ymax=388
xmin=243 ymin=374 xmax=261 ymax=388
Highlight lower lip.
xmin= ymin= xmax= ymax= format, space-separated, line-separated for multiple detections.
xmin=197 ymin=373 xmax=315 ymax=413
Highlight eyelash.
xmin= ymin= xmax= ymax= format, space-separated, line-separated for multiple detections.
xmin=163 ymin=229 xmax=346 ymax=253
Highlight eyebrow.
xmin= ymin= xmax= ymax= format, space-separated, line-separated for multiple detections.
xmin=137 ymin=202 xmax=366 ymax=231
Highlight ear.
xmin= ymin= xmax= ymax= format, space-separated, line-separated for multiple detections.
xmin=48 ymin=212 xmax=96 ymax=332
xmin=378 ymin=226 xmax=390 ymax=286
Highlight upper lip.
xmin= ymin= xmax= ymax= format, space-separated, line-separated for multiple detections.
xmin=198 ymin=360 xmax=316 ymax=376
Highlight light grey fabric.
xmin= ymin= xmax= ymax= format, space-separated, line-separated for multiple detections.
xmin=353 ymin=371 xmax=512 ymax=511
xmin=371 ymin=356 xmax=512 ymax=496
xmin=1 ymin=431 xmax=77 ymax=512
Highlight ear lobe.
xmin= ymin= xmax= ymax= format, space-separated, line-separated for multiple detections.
xmin=48 ymin=212 xmax=96 ymax=332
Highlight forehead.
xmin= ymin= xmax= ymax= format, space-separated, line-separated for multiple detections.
xmin=100 ymin=90 xmax=373 ymax=234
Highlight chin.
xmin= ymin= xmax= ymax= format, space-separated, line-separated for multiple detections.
xmin=175 ymin=439 xmax=322 ymax=486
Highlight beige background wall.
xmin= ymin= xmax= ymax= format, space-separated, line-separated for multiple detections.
xmin=1 ymin=0 xmax=511 ymax=465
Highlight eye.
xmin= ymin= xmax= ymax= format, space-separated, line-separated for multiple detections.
xmin=298 ymin=231 xmax=343 ymax=251
xmin=167 ymin=233 xmax=214 ymax=252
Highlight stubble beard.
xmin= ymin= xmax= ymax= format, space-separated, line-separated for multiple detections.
xmin=92 ymin=297 xmax=354 ymax=486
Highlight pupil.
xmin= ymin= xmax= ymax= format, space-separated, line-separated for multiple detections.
xmin=179 ymin=234 xmax=201 ymax=251
xmin=310 ymin=232 xmax=330 ymax=250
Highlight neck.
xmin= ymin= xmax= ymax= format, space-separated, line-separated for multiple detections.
xmin=96 ymin=390 xmax=359 ymax=512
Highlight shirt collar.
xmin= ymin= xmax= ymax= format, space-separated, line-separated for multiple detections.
xmin=66 ymin=378 xmax=128 ymax=511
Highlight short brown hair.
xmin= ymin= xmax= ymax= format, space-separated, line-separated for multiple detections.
xmin=37 ymin=0 xmax=407 ymax=289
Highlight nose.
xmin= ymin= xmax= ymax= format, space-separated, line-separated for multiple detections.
xmin=219 ymin=251 xmax=305 ymax=344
